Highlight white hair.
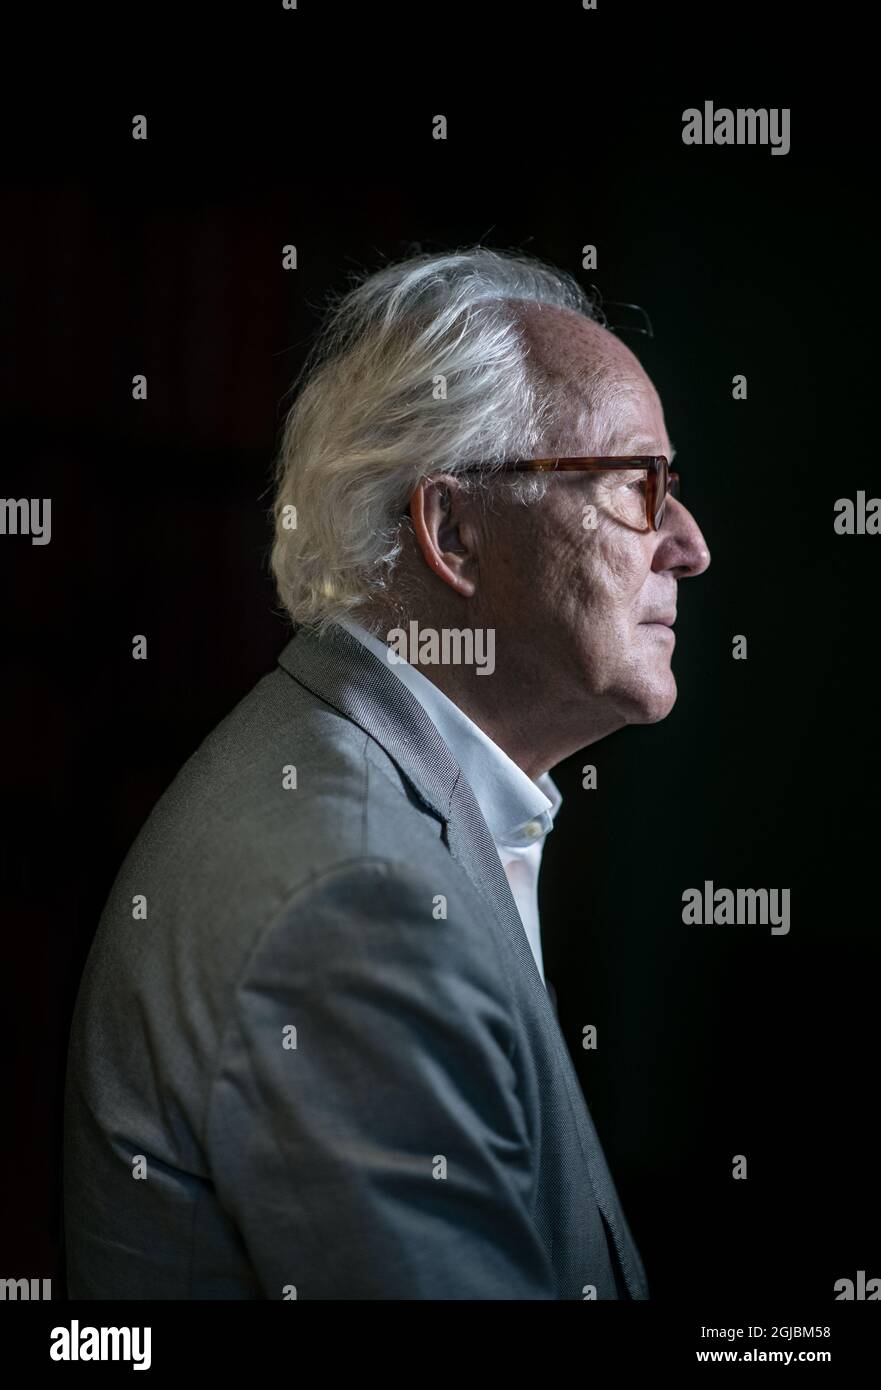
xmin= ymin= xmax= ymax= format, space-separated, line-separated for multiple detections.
xmin=269 ymin=246 xmax=607 ymax=633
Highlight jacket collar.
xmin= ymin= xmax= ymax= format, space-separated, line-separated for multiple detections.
xmin=338 ymin=615 xmax=562 ymax=848
xmin=277 ymin=619 xmax=530 ymax=952
xmin=277 ymin=620 xmax=465 ymax=827
xmin=277 ymin=620 xmax=561 ymax=1016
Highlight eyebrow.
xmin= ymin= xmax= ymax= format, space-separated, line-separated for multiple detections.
xmin=613 ymin=436 xmax=676 ymax=463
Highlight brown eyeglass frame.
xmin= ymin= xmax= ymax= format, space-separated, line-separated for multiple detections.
xmin=453 ymin=456 xmax=679 ymax=531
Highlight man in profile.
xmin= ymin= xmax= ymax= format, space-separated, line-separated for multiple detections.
xmin=64 ymin=247 xmax=710 ymax=1299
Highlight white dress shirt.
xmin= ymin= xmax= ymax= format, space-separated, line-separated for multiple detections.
xmin=339 ymin=617 xmax=562 ymax=983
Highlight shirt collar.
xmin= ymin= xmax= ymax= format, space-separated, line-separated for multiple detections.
xmin=339 ymin=617 xmax=562 ymax=849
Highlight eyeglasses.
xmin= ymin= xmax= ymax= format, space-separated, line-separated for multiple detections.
xmin=456 ymin=456 xmax=679 ymax=532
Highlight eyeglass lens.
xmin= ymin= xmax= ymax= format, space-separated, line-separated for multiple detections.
xmin=653 ymin=459 xmax=668 ymax=529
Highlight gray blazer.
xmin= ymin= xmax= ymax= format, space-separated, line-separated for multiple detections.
xmin=63 ymin=621 xmax=649 ymax=1300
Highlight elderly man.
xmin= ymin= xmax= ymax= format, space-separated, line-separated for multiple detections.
xmin=64 ymin=248 xmax=710 ymax=1301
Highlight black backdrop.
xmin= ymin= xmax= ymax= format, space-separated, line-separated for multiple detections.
xmin=3 ymin=35 xmax=877 ymax=1310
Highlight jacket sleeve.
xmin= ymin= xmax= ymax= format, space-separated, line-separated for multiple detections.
xmin=206 ymin=857 xmax=557 ymax=1299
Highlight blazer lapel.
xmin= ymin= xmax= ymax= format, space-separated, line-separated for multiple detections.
xmin=545 ymin=978 xmax=559 ymax=1017
xmin=444 ymin=764 xmax=648 ymax=1300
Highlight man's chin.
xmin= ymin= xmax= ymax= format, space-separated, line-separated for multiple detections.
xmin=624 ymin=674 xmax=678 ymax=725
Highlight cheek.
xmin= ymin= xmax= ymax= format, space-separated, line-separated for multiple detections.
xmin=575 ymin=524 xmax=652 ymax=617
xmin=486 ymin=507 xmax=651 ymax=637
xmin=495 ymin=504 xmax=580 ymax=602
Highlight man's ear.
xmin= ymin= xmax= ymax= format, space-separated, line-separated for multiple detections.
xmin=408 ymin=475 xmax=478 ymax=598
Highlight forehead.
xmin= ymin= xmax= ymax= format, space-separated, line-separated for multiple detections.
xmin=604 ymin=378 xmax=670 ymax=453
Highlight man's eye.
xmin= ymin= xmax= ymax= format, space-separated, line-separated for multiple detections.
xmin=627 ymin=478 xmax=647 ymax=493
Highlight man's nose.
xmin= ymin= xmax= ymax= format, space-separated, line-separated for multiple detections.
xmin=653 ymin=498 xmax=711 ymax=578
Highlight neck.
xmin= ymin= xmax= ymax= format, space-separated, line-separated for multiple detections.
xmin=357 ymin=605 xmax=619 ymax=779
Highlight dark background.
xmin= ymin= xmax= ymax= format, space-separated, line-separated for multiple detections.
xmin=3 ymin=37 xmax=877 ymax=1304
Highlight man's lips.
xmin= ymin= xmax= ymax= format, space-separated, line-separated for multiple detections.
xmin=640 ymin=614 xmax=676 ymax=626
